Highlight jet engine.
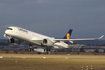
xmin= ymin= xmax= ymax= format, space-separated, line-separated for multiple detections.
xmin=9 ymin=38 xmax=21 ymax=45
xmin=42 ymin=39 xmax=54 ymax=47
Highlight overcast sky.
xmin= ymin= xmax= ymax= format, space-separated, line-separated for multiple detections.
xmin=0 ymin=0 xmax=105 ymax=39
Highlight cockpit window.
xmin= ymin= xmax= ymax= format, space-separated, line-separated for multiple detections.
xmin=7 ymin=28 xmax=13 ymax=30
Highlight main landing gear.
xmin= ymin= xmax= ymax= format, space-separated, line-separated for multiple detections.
xmin=46 ymin=47 xmax=50 ymax=54
xmin=29 ymin=44 xmax=33 ymax=51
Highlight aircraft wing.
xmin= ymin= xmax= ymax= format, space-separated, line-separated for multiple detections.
xmin=54 ymin=35 xmax=104 ymax=43
xmin=31 ymin=38 xmax=43 ymax=45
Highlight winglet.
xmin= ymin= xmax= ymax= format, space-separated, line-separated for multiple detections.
xmin=98 ymin=35 xmax=104 ymax=39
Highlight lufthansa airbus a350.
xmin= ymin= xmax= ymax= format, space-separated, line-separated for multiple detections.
xmin=4 ymin=26 xmax=104 ymax=53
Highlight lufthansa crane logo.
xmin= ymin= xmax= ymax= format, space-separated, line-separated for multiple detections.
xmin=66 ymin=33 xmax=70 ymax=39
xmin=34 ymin=45 xmax=36 ymax=48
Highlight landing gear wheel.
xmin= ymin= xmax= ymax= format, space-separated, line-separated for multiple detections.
xmin=29 ymin=44 xmax=33 ymax=51
xmin=46 ymin=48 xmax=50 ymax=54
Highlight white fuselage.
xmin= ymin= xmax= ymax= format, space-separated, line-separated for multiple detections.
xmin=34 ymin=48 xmax=45 ymax=53
xmin=5 ymin=26 xmax=68 ymax=49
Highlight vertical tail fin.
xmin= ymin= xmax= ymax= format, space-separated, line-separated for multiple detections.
xmin=63 ymin=29 xmax=73 ymax=39
xmin=34 ymin=45 xmax=37 ymax=48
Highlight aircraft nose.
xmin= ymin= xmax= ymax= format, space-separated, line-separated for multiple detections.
xmin=5 ymin=30 xmax=8 ymax=34
xmin=5 ymin=30 xmax=10 ymax=35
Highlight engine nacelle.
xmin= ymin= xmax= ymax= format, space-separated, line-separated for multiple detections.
xmin=9 ymin=38 xmax=21 ymax=45
xmin=42 ymin=39 xmax=54 ymax=47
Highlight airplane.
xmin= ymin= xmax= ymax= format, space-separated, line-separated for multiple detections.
xmin=34 ymin=46 xmax=47 ymax=54
xmin=4 ymin=26 xmax=104 ymax=53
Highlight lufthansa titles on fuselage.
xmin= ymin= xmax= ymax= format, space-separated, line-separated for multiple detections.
xmin=18 ymin=28 xmax=28 ymax=33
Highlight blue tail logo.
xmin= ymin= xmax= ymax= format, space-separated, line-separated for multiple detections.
xmin=34 ymin=45 xmax=37 ymax=48
xmin=63 ymin=29 xmax=73 ymax=39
